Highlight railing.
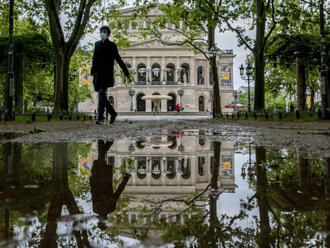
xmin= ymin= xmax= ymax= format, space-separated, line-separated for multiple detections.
xmin=135 ymin=81 xmax=147 ymax=85
xmin=220 ymin=49 xmax=233 ymax=54
xmin=220 ymin=109 xmax=324 ymax=121
xmin=166 ymin=81 xmax=178 ymax=85
xmin=151 ymin=81 xmax=161 ymax=85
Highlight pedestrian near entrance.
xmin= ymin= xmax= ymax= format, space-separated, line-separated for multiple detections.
xmin=91 ymin=25 xmax=131 ymax=124
xmin=175 ymin=103 xmax=181 ymax=113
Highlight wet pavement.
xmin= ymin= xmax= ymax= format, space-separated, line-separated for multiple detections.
xmin=0 ymin=130 xmax=330 ymax=247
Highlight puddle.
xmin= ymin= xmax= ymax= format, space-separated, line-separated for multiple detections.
xmin=0 ymin=130 xmax=329 ymax=247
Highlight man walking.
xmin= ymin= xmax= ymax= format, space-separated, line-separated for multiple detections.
xmin=91 ymin=25 xmax=130 ymax=124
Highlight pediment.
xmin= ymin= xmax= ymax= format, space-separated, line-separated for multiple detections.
xmin=128 ymin=38 xmax=186 ymax=49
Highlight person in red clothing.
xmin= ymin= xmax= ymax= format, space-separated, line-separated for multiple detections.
xmin=175 ymin=103 xmax=181 ymax=113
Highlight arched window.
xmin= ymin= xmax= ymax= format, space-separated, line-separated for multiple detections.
xmin=167 ymin=93 xmax=176 ymax=112
xmin=197 ymin=66 xmax=205 ymax=85
xmin=137 ymin=64 xmax=146 ymax=84
xmin=137 ymin=157 xmax=147 ymax=179
xmin=152 ymin=64 xmax=161 ymax=83
xmin=198 ymin=157 xmax=206 ymax=176
xmin=136 ymin=93 xmax=146 ymax=111
xmin=166 ymin=64 xmax=175 ymax=82
xmin=151 ymin=158 xmax=161 ymax=179
xmin=198 ymin=96 xmax=205 ymax=112
xmin=166 ymin=159 xmax=176 ymax=179
xmin=181 ymin=158 xmax=191 ymax=179
xmin=180 ymin=64 xmax=190 ymax=83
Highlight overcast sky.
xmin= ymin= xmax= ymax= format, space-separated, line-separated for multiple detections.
xmin=87 ymin=0 xmax=255 ymax=90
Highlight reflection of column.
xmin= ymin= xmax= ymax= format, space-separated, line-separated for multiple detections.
xmin=132 ymin=160 xmax=137 ymax=186
xmin=176 ymin=159 xmax=180 ymax=185
xmin=147 ymin=157 xmax=151 ymax=186
xmin=162 ymin=158 xmax=166 ymax=186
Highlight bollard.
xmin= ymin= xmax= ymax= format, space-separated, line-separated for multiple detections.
xmin=265 ymin=112 xmax=269 ymax=120
xmin=60 ymin=114 xmax=63 ymax=121
xmin=83 ymin=115 xmax=86 ymax=121
xmin=279 ymin=111 xmax=283 ymax=120
xmin=237 ymin=112 xmax=240 ymax=118
xmin=32 ymin=112 xmax=36 ymax=122
xmin=69 ymin=115 xmax=72 ymax=121
xmin=89 ymin=115 xmax=92 ymax=120
xmin=76 ymin=115 xmax=80 ymax=120
xmin=253 ymin=112 xmax=257 ymax=120
xmin=0 ymin=110 xmax=1 ymax=121
xmin=47 ymin=114 xmax=52 ymax=121
xmin=245 ymin=112 xmax=248 ymax=120
xmin=232 ymin=113 xmax=235 ymax=119
xmin=12 ymin=112 xmax=15 ymax=121
xmin=295 ymin=109 xmax=300 ymax=119
xmin=226 ymin=113 xmax=229 ymax=119
xmin=220 ymin=113 xmax=223 ymax=118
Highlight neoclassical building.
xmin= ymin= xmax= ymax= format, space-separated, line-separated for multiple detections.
xmin=79 ymin=130 xmax=236 ymax=244
xmin=78 ymin=4 xmax=235 ymax=115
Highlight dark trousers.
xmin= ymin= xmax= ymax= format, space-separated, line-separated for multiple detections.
xmin=98 ymin=88 xmax=116 ymax=120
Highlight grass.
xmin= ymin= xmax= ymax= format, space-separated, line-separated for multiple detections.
xmin=0 ymin=114 xmax=92 ymax=124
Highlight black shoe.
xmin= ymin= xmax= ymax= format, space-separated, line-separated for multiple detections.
xmin=96 ymin=119 xmax=104 ymax=125
xmin=110 ymin=112 xmax=117 ymax=124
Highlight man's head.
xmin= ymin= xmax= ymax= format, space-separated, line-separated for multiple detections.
xmin=99 ymin=25 xmax=111 ymax=40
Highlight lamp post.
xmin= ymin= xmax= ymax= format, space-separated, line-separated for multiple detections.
xmin=129 ymin=88 xmax=135 ymax=111
xmin=177 ymin=88 xmax=184 ymax=108
xmin=5 ymin=0 xmax=14 ymax=121
xmin=239 ymin=63 xmax=253 ymax=112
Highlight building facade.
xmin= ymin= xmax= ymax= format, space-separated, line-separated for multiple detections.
xmin=79 ymin=4 xmax=235 ymax=115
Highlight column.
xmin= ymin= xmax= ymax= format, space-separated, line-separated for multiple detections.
xmin=161 ymin=99 xmax=167 ymax=112
xmin=176 ymin=159 xmax=180 ymax=186
xmin=191 ymin=58 xmax=196 ymax=86
xmin=147 ymin=57 xmax=151 ymax=84
xmin=132 ymin=56 xmax=137 ymax=83
xmin=161 ymin=56 xmax=166 ymax=85
xmin=176 ymin=56 xmax=180 ymax=82
xmin=146 ymin=99 xmax=152 ymax=112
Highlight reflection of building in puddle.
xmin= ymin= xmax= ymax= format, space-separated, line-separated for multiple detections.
xmin=86 ymin=130 xmax=236 ymax=243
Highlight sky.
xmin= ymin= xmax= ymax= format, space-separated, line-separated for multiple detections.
xmin=86 ymin=0 xmax=255 ymax=90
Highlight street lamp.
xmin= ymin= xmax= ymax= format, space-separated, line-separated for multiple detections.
xmin=209 ymin=46 xmax=217 ymax=58
xmin=177 ymin=88 xmax=184 ymax=107
xmin=240 ymin=63 xmax=253 ymax=112
xmin=129 ymin=88 xmax=135 ymax=111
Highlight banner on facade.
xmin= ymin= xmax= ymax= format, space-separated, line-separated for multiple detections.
xmin=220 ymin=66 xmax=231 ymax=86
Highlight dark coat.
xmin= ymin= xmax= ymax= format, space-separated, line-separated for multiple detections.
xmin=91 ymin=39 xmax=130 ymax=91
xmin=90 ymin=140 xmax=131 ymax=218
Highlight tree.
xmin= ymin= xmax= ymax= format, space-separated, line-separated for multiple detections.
xmin=0 ymin=33 xmax=53 ymax=112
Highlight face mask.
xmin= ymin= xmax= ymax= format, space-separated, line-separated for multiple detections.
xmin=100 ymin=33 xmax=107 ymax=40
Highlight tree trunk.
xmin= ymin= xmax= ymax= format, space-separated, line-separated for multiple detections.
xmin=14 ymin=57 xmax=24 ymax=113
xmin=208 ymin=25 xmax=222 ymax=117
xmin=255 ymin=147 xmax=271 ymax=248
xmin=254 ymin=0 xmax=266 ymax=111
xmin=54 ymin=52 xmax=70 ymax=112
xmin=299 ymin=154 xmax=309 ymax=188
xmin=296 ymin=56 xmax=306 ymax=111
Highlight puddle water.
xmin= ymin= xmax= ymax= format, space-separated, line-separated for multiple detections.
xmin=0 ymin=130 xmax=329 ymax=247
